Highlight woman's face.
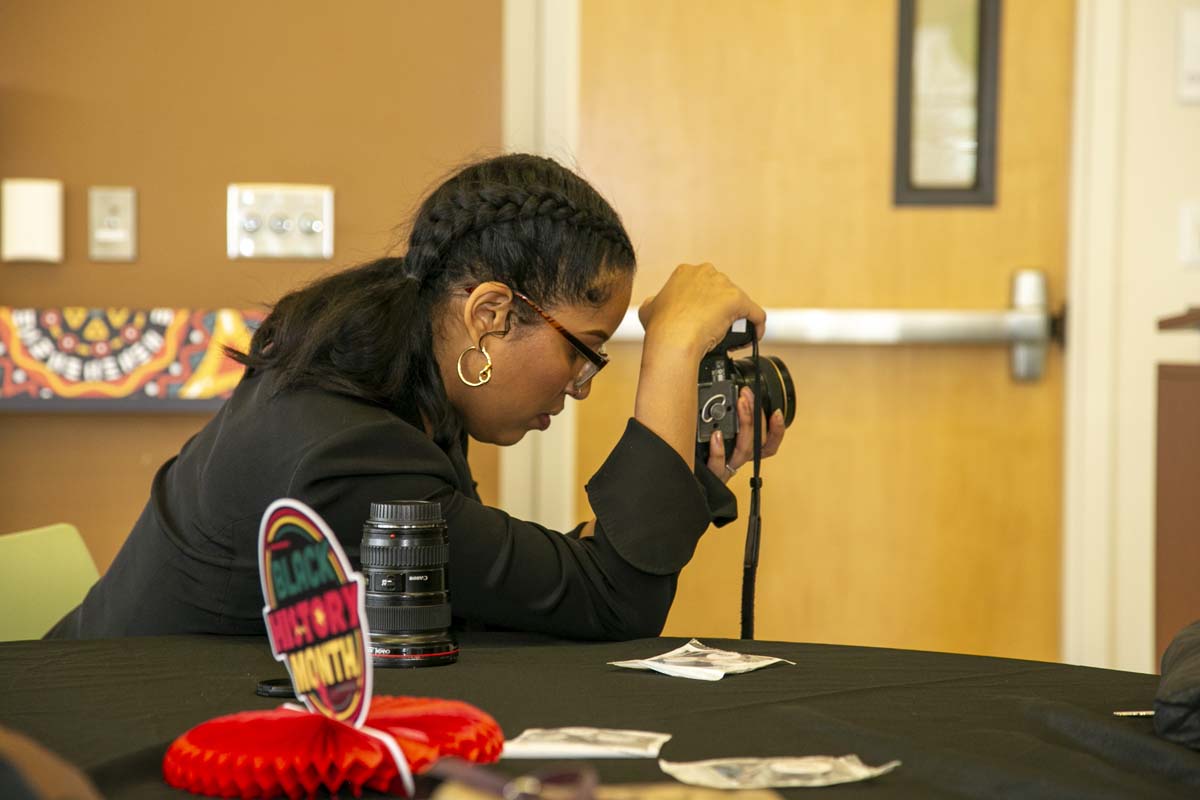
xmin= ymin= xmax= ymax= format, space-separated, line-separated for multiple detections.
xmin=443 ymin=275 xmax=634 ymax=446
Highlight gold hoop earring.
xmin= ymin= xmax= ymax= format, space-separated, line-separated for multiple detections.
xmin=456 ymin=340 xmax=493 ymax=387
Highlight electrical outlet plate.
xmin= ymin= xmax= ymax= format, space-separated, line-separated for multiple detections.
xmin=88 ymin=186 xmax=137 ymax=262
xmin=226 ymin=183 xmax=334 ymax=260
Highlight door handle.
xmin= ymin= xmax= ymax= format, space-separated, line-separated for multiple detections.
xmin=612 ymin=270 xmax=1061 ymax=382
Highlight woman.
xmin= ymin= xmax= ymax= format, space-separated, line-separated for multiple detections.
xmin=47 ymin=154 xmax=785 ymax=641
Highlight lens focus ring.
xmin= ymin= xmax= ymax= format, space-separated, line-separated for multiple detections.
xmin=365 ymin=603 xmax=453 ymax=633
xmin=369 ymin=500 xmax=442 ymax=525
xmin=360 ymin=541 xmax=450 ymax=569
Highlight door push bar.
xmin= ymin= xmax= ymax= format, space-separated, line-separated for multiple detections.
xmin=611 ymin=270 xmax=1062 ymax=382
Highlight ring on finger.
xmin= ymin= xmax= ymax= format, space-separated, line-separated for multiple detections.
xmin=723 ymin=464 xmax=738 ymax=477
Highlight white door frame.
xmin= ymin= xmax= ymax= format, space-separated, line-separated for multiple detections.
xmin=1062 ymin=0 xmax=1155 ymax=672
xmin=500 ymin=0 xmax=582 ymax=531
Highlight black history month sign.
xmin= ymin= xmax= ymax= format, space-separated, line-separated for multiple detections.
xmin=259 ymin=499 xmax=372 ymax=728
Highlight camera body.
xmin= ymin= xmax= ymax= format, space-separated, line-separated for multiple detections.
xmin=697 ymin=321 xmax=756 ymax=461
xmin=696 ymin=319 xmax=795 ymax=464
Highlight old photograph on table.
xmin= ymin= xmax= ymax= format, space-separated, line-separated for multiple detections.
xmin=659 ymin=755 xmax=901 ymax=790
xmin=610 ymin=639 xmax=795 ymax=680
xmin=503 ymin=727 xmax=672 ymax=759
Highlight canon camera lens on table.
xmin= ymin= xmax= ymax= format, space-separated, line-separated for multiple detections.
xmin=696 ymin=319 xmax=796 ymax=463
xmin=360 ymin=500 xmax=458 ymax=667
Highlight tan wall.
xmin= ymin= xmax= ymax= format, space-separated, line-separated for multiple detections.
xmin=0 ymin=1 xmax=501 ymax=569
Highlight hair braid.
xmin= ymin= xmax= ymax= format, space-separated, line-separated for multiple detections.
xmin=470 ymin=184 xmax=634 ymax=258
xmin=407 ymin=178 xmax=634 ymax=288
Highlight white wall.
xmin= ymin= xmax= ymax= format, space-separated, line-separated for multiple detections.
xmin=1115 ymin=0 xmax=1200 ymax=671
xmin=1066 ymin=0 xmax=1200 ymax=673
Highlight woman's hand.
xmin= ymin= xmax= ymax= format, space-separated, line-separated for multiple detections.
xmin=633 ymin=264 xmax=770 ymax=470
xmin=637 ymin=263 xmax=766 ymax=356
xmin=703 ymin=387 xmax=787 ymax=484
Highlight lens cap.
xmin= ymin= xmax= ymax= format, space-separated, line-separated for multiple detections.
xmin=255 ymin=677 xmax=296 ymax=698
xmin=368 ymin=500 xmax=443 ymax=525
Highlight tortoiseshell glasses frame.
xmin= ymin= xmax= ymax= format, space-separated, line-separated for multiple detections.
xmin=510 ymin=288 xmax=609 ymax=390
xmin=465 ymin=286 xmax=610 ymax=390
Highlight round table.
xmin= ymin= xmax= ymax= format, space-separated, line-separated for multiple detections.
xmin=1 ymin=632 xmax=1196 ymax=798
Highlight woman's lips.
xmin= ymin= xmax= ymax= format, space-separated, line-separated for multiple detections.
xmin=536 ymin=413 xmax=551 ymax=431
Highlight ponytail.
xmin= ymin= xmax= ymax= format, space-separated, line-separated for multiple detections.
xmin=227 ymin=257 xmax=457 ymax=447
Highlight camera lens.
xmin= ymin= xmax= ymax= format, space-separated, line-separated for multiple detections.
xmin=361 ymin=500 xmax=458 ymax=668
xmin=733 ymin=355 xmax=796 ymax=428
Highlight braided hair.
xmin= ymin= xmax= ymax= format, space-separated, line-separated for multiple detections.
xmin=228 ymin=154 xmax=636 ymax=448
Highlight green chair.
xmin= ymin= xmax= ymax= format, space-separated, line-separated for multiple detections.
xmin=0 ymin=523 xmax=99 ymax=641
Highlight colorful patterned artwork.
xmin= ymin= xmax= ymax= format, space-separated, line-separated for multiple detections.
xmin=0 ymin=307 xmax=263 ymax=410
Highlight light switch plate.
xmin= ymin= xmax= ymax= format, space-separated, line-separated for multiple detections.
xmin=1181 ymin=6 xmax=1200 ymax=104
xmin=1182 ymin=204 xmax=1200 ymax=267
xmin=226 ymin=183 xmax=334 ymax=260
xmin=88 ymin=186 xmax=137 ymax=262
xmin=1 ymin=178 xmax=64 ymax=263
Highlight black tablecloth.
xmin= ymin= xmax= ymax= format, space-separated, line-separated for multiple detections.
xmin=1 ymin=633 xmax=1198 ymax=799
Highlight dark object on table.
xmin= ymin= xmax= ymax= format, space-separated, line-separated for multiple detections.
xmin=0 ymin=725 xmax=102 ymax=800
xmin=428 ymin=756 xmax=599 ymax=800
xmin=362 ymin=500 xmax=459 ymax=667
xmin=1156 ymin=619 xmax=1200 ymax=748
xmin=254 ymin=677 xmax=296 ymax=698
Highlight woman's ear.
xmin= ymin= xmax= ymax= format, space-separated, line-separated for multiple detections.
xmin=462 ymin=282 xmax=515 ymax=343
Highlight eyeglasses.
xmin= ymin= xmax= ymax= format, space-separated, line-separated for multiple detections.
xmin=465 ymin=286 xmax=609 ymax=391
xmin=509 ymin=289 xmax=609 ymax=390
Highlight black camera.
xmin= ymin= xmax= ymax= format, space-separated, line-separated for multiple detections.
xmin=361 ymin=500 xmax=458 ymax=667
xmin=696 ymin=320 xmax=795 ymax=463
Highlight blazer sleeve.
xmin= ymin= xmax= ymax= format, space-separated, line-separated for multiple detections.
xmin=287 ymin=416 xmax=736 ymax=641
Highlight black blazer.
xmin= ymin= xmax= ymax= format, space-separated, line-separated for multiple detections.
xmin=47 ymin=369 xmax=737 ymax=641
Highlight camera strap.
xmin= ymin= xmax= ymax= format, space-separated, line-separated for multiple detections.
xmin=740 ymin=331 xmax=764 ymax=640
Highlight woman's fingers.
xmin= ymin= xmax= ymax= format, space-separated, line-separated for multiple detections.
xmin=637 ymin=294 xmax=657 ymax=330
xmin=640 ymin=263 xmax=766 ymax=352
xmin=709 ymin=387 xmax=787 ymax=482
xmin=731 ymin=389 xmax=756 ymax=466
xmin=762 ymin=408 xmax=786 ymax=457
xmin=705 ymin=429 xmax=733 ymax=484
xmin=728 ymin=388 xmax=787 ymax=470
xmin=743 ymin=302 xmax=768 ymax=342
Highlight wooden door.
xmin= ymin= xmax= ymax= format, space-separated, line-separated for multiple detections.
xmin=575 ymin=0 xmax=1073 ymax=660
